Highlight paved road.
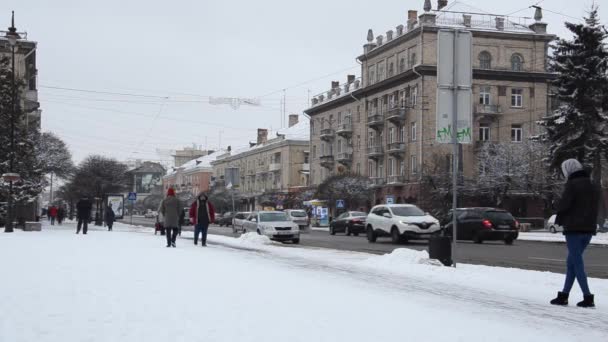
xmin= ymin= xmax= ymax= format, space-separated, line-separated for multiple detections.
xmin=121 ymin=217 xmax=608 ymax=279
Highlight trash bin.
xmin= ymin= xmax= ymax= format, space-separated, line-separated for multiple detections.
xmin=428 ymin=236 xmax=452 ymax=266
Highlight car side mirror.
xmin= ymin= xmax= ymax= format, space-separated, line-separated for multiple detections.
xmin=383 ymin=213 xmax=392 ymax=218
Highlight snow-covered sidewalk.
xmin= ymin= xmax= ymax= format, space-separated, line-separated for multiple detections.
xmin=519 ymin=231 xmax=608 ymax=245
xmin=1 ymin=222 xmax=607 ymax=342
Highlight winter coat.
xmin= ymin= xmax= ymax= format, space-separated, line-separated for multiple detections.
xmin=76 ymin=199 xmax=93 ymax=220
xmin=105 ymin=208 xmax=116 ymax=224
xmin=159 ymin=196 xmax=181 ymax=228
xmin=49 ymin=206 xmax=58 ymax=218
xmin=189 ymin=198 xmax=215 ymax=225
xmin=57 ymin=207 xmax=66 ymax=220
xmin=555 ymin=170 xmax=599 ymax=234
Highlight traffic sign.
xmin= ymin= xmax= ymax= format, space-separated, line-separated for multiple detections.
xmin=127 ymin=192 xmax=137 ymax=201
xmin=336 ymin=200 xmax=345 ymax=209
xmin=386 ymin=195 xmax=395 ymax=205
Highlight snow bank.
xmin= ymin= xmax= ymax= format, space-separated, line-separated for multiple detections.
xmin=236 ymin=232 xmax=274 ymax=245
xmin=363 ymin=248 xmax=442 ymax=267
xmin=519 ymin=231 xmax=608 ymax=245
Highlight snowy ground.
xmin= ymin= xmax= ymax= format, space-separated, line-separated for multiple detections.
xmin=519 ymin=231 xmax=608 ymax=245
xmin=1 ymin=222 xmax=607 ymax=342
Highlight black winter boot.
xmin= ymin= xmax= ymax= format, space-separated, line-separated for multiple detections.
xmin=577 ymin=295 xmax=595 ymax=308
xmin=550 ymin=291 xmax=569 ymax=306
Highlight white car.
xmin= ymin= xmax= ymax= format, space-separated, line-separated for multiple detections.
xmin=365 ymin=204 xmax=441 ymax=244
xmin=546 ymin=215 xmax=563 ymax=233
xmin=144 ymin=211 xmax=158 ymax=219
xmin=242 ymin=211 xmax=300 ymax=244
xmin=285 ymin=209 xmax=310 ymax=230
xmin=232 ymin=212 xmax=252 ymax=233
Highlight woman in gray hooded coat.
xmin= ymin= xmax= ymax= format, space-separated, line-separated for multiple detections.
xmin=550 ymin=159 xmax=598 ymax=308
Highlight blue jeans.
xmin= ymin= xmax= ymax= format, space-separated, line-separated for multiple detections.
xmin=194 ymin=223 xmax=209 ymax=245
xmin=563 ymin=234 xmax=593 ymax=296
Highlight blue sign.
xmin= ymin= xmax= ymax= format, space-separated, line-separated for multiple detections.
xmin=336 ymin=200 xmax=345 ymax=209
xmin=386 ymin=195 xmax=395 ymax=205
xmin=127 ymin=192 xmax=137 ymax=201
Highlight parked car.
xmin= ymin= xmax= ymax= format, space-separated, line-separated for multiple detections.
xmin=442 ymin=208 xmax=519 ymax=245
xmin=232 ymin=211 xmax=252 ymax=233
xmin=242 ymin=211 xmax=300 ymax=243
xmin=285 ymin=209 xmax=310 ymax=230
xmin=144 ymin=210 xmax=158 ymax=219
xmin=183 ymin=207 xmax=192 ymax=225
xmin=366 ymin=204 xmax=441 ymax=244
xmin=329 ymin=211 xmax=367 ymax=236
xmin=546 ymin=214 xmax=563 ymax=234
xmin=217 ymin=212 xmax=235 ymax=227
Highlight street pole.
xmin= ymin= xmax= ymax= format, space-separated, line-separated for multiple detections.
xmin=130 ymin=200 xmax=133 ymax=225
xmin=5 ymin=15 xmax=18 ymax=233
xmin=49 ymin=172 xmax=53 ymax=204
xmin=451 ymin=30 xmax=459 ymax=267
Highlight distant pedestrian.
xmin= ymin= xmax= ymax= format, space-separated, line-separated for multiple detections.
xmin=105 ymin=205 xmax=115 ymax=231
xmin=550 ymin=159 xmax=598 ymax=308
xmin=178 ymin=208 xmax=186 ymax=236
xmin=189 ymin=192 xmax=215 ymax=246
xmin=57 ymin=206 xmax=66 ymax=225
xmin=76 ymin=197 xmax=93 ymax=234
xmin=158 ymin=188 xmax=181 ymax=248
xmin=49 ymin=206 xmax=58 ymax=226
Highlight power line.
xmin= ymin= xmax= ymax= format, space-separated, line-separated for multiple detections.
xmin=40 ymin=85 xmax=170 ymax=99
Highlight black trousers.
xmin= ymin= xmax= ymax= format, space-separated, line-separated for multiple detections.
xmin=77 ymin=218 xmax=88 ymax=234
xmin=107 ymin=223 xmax=113 ymax=231
xmin=165 ymin=227 xmax=178 ymax=246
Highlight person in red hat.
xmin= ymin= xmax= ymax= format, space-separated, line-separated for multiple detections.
xmin=158 ymin=188 xmax=181 ymax=247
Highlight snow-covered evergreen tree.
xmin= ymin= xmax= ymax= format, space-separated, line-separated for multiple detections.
xmin=538 ymin=7 xmax=608 ymax=177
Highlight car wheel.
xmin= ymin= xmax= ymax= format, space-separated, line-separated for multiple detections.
xmin=354 ymin=232 xmax=359 ymax=237
xmin=345 ymin=226 xmax=351 ymax=236
xmin=366 ymin=226 xmax=377 ymax=243
xmin=330 ymin=225 xmax=336 ymax=235
xmin=391 ymin=226 xmax=401 ymax=244
xmin=256 ymin=229 xmax=261 ymax=235
xmin=550 ymin=226 xmax=557 ymax=234
xmin=504 ymin=238 xmax=514 ymax=245
xmin=292 ymin=238 xmax=300 ymax=244
xmin=473 ymin=232 xmax=483 ymax=244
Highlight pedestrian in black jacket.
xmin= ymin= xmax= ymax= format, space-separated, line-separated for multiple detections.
xmin=550 ymin=159 xmax=598 ymax=308
xmin=76 ymin=197 xmax=93 ymax=234
xmin=105 ymin=206 xmax=116 ymax=231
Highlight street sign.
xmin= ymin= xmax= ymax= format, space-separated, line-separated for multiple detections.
xmin=336 ymin=200 xmax=345 ymax=209
xmin=436 ymin=29 xmax=472 ymax=144
xmin=386 ymin=195 xmax=395 ymax=205
xmin=127 ymin=192 xmax=137 ymax=201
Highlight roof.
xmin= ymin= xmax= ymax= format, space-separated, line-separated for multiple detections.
xmin=166 ymin=149 xmax=227 ymax=176
xmin=129 ymin=162 xmax=166 ymax=174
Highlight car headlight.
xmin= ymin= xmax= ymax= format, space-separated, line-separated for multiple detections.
xmin=399 ymin=221 xmax=410 ymax=225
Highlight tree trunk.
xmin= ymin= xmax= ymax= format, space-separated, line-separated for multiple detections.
xmin=593 ymin=154 xmax=606 ymax=225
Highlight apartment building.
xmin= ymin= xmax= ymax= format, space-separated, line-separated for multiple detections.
xmin=163 ymin=150 xmax=226 ymax=200
xmin=304 ymin=0 xmax=555 ymax=210
xmin=211 ymin=115 xmax=310 ymax=210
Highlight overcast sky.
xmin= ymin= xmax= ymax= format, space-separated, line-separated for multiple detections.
xmin=2 ymin=0 xmax=605 ymax=165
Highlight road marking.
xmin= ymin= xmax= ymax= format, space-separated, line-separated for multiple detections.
xmin=529 ymin=257 xmax=564 ymax=262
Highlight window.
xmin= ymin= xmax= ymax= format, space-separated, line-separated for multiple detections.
xmin=368 ymin=132 xmax=374 ymax=147
xmin=311 ymin=121 xmax=315 ymax=134
xmin=511 ymin=125 xmax=523 ymax=142
xmin=378 ymin=62 xmax=385 ymax=81
xmin=400 ymin=160 xmax=405 ymax=175
xmin=511 ymin=54 xmax=523 ymax=71
xmin=389 ymin=93 xmax=397 ymax=108
xmin=329 ymin=114 xmax=334 ymax=125
xmin=357 ymin=105 xmax=361 ymax=122
xmin=304 ymin=152 xmax=309 ymax=164
xmin=400 ymin=57 xmax=406 ymax=72
xmin=368 ymin=66 xmax=376 ymax=84
xmin=410 ymin=86 xmax=418 ymax=106
xmin=389 ymin=127 xmax=396 ymax=143
xmin=479 ymin=124 xmax=490 ymax=141
xmin=411 ymin=122 xmax=417 ymax=141
xmin=388 ymin=62 xmax=394 ymax=77
xmin=400 ymin=125 xmax=406 ymax=142
xmin=337 ymin=139 xmax=342 ymax=153
xmin=356 ymin=163 xmax=361 ymax=175
xmin=378 ymin=163 xmax=384 ymax=178
xmin=479 ymin=51 xmax=492 ymax=69
xmin=337 ymin=112 xmax=342 ymax=125
xmin=399 ymin=90 xmax=406 ymax=107
xmin=388 ymin=158 xmax=395 ymax=176
xmin=411 ymin=155 xmax=418 ymax=174
xmin=368 ymin=161 xmax=374 ymax=177
xmin=479 ymin=86 xmax=491 ymax=105
xmin=511 ymin=88 xmax=523 ymax=107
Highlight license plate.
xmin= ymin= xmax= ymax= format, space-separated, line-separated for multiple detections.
xmin=276 ymin=231 xmax=292 ymax=235
xmin=498 ymin=225 xmax=510 ymax=229
xmin=419 ymin=234 xmax=431 ymax=239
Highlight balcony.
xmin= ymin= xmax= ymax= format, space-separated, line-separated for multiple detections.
xmin=474 ymin=104 xmax=502 ymax=116
xmin=256 ymin=165 xmax=269 ymax=175
xmin=367 ymin=145 xmax=384 ymax=159
xmin=387 ymin=142 xmax=406 ymax=157
xmin=336 ymin=123 xmax=353 ymax=137
xmin=320 ymin=128 xmax=335 ymax=141
xmin=336 ymin=152 xmax=353 ymax=164
xmin=367 ymin=113 xmax=384 ymax=130
xmin=386 ymin=106 xmax=407 ymax=123
xmin=371 ymin=177 xmax=386 ymax=187
xmin=387 ymin=175 xmax=407 ymax=186
xmin=301 ymin=163 xmax=310 ymax=172
xmin=269 ymin=163 xmax=281 ymax=172
xmin=320 ymin=155 xmax=334 ymax=168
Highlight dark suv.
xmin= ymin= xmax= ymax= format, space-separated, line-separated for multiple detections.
xmin=442 ymin=208 xmax=519 ymax=245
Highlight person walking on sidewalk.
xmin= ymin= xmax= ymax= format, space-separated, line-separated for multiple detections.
xmin=49 ymin=206 xmax=58 ymax=226
xmin=105 ymin=205 xmax=116 ymax=231
xmin=76 ymin=197 xmax=93 ymax=234
xmin=550 ymin=159 xmax=599 ymax=308
xmin=159 ymin=188 xmax=181 ymax=248
xmin=189 ymin=192 xmax=215 ymax=246
xmin=57 ymin=206 xmax=66 ymax=225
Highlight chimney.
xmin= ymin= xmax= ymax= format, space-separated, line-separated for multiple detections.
xmin=396 ymin=24 xmax=404 ymax=36
xmin=331 ymin=81 xmax=340 ymax=89
xmin=495 ymin=17 xmax=505 ymax=31
xmin=386 ymin=30 xmax=393 ymax=41
xmin=463 ymin=14 xmax=472 ymax=27
xmin=257 ymin=128 xmax=268 ymax=145
xmin=288 ymin=114 xmax=299 ymax=128
xmin=227 ymin=146 xmax=231 ymax=152
xmin=376 ymin=35 xmax=383 ymax=46
xmin=347 ymin=74 xmax=356 ymax=83
xmin=437 ymin=0 xmax=448 ymax=10
xmin=529 ymin=6 xmax=547 ymax=33
xmin=407 ymin=10 xmax=418 ymax=30
xmin=363 ymin=29 xmax=377 ymax=53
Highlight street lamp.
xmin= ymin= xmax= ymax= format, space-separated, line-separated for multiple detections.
xmin=4 ymin=11 xmax=21 ymax=233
